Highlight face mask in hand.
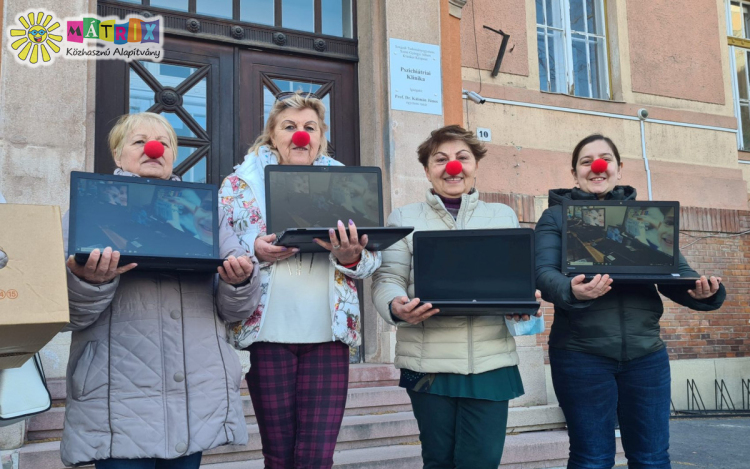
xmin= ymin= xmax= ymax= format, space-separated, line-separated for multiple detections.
xmin=504 ymin=314 xmax=544 ymax=337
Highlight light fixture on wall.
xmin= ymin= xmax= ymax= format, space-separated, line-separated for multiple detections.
xmin=463 ymin=90 xmax=486 ymax=104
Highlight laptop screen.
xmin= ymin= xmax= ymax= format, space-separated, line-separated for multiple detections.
xmin=70 ymin=173 xmax=218 ymax=259
xmin=564 ymin=202 xmax=677 ymax=269
xmin=414 ymin=230 xmax=535 ymax=301
xmin=266 ymin=166 xmax=383 ymax=233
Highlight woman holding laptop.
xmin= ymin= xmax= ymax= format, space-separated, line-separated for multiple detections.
xmin=534 ymin=134 xmax=726 ymax=469
xmin=372 ymin=125 xmax=541 ymax=469
xmin=61 ymin=112 xmax=260 ymax=469
xmin=219 ymin=91 xmax=381 ymax=469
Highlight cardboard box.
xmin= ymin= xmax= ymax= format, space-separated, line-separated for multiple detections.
xmin=0 ymin=204 xmax=69 ymax=369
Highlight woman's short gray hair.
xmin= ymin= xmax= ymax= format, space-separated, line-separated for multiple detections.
xmin=108 ymin=112 xmax=178 ymax=163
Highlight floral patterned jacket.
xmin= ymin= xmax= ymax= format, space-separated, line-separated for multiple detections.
xmin=219 ymin=146 xmax=382 ymax=349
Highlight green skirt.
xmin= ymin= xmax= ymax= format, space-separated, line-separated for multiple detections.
xmin=399 ymin=366 xmax=525 ymax=402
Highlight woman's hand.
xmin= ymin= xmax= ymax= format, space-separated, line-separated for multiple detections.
xmin=314 ymin=220 xmax=368 ymax=266
xmin=688 ymin=275 xmax=722 ymax=300
xmin=506 ymin=289 xmax=543 ymax=322
xmin=254 ymin=233 xmax=298 ymax=263
xmin=218 ymin=255 xmax=256 ymax=285
xmin=391 ymin=296 xmax=439 ymax=325
xmin=66 ymin=247 xmax=137 ymax=285
xmin=571 ymin=274 xmax=612 ymax=301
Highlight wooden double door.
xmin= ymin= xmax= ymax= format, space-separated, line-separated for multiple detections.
xmin=95 ymin=37 xmax=360 ymax=184
xmin=95 ymin=37 xmax=364 ymax=362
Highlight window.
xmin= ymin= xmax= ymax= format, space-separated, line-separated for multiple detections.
xmin=728 ymin=1 xmax=750 ymax=150
xmin=536 ymin=0 xmax=610 ymax=99
xmin=119 ymin=0 xmax=353 ymax=38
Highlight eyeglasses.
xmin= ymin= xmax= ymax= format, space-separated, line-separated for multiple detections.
xmin=275 ymin=90 xmax=320 ymax=101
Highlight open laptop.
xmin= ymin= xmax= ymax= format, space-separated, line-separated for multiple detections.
xmin=561 ymin=200 xmax=699 ymax=284
xmin=69 ymin=171 xmax=224 ymax=272
xmin=413 ymin=229 xmax=540 ymax=316
xmin=265 ymin=165 xmax=413 ymax=253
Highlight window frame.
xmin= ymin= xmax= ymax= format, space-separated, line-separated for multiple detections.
xmin=537 ymin=0 xmax=611 ymax=100
xmin=122 ymin=0 xmax=355 ymax=38
xmin=727 ymin=0 xmax=750 ymax=150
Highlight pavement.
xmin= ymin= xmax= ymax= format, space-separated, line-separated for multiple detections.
xmin=626 ymin=417 xmax=750 ymax=469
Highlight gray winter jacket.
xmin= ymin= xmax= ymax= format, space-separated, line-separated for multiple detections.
xmin=59 ymin=181 xmax=261 ymax=466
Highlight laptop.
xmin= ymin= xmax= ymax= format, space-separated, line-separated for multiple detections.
xmin=413 ymin=229 xmax=540 ymax=316
xmin=561 ymin=200 xmax=699 ymax=284
xmin=68 ymin=171 xmax=225 ymax=272
xmin=265 ymin=165 xmax=413 ymax=253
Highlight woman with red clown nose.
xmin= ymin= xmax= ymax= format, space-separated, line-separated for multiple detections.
xmin=372 ymin=125 xmax=542 ymax=469
xmin=219 ymin=91 xmax=381 ymax=469
xmin=534 ymin=134 xmax=726 ymax=469
xmin=59 ymin=112 xmax=260 ymax=469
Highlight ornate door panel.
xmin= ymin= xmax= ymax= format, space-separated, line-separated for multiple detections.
xmin=238 ymin=50 xmax=359 ymax=166
xmin=95 ymin=38 xmax=234 ymax=185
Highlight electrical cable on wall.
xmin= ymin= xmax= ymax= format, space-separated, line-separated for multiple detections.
xmin=679 ymin=230 xmax=750 ymax=249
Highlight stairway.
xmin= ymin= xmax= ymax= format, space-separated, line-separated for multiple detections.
xmin=18 ymin=364 xmax=623 ymax=468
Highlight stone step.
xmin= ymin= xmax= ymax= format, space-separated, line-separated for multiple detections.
xmin=42 ymin=364 xmax=400 ymax=404
xmin=19 ymin=411 xmax=421 ymax=469
xmin=20 ymin=405 xmax=574 ymax=469
xmin=29 ymin=389 xmax=563 ymax=442
xmin=205 ymin=444 xmax=423 ymax=469
xmin=22 ymin=431 xmax=623 ymax=469
xmin=28 ymin=386 xmax=413 ymax=441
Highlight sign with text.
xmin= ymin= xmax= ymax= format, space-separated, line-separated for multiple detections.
xmin=389 ymin=38 xmax=442 ymax=115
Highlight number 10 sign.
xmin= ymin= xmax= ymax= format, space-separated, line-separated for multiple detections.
xmin=476 ymin=127 xmax=491 ymax=142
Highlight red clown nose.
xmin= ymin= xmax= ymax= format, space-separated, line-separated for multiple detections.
xmin=292 ymin=131 xmax=311 ymax=148
xmin=591 ymin=159 xmax=608 ymax=174
xmin=445 ymin=160 xmax=463 ymax=176
xmin=144 ymin=140 xmax=164 ymax=159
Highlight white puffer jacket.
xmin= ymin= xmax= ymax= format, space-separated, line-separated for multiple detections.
xmin=372 ymin=190 xmax=520 ymax=374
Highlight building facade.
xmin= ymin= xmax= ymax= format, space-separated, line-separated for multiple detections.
xmin=1 ymin=0 xmax=749 ymax=464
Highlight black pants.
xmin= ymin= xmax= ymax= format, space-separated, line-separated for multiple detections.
xmin=407 ymin=389 xmax=510 ymax=469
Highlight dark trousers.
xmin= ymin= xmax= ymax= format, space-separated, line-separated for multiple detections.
xmin=94 ymin=452 xmax=202 ymax=469
xmin=407 ymin=389 xmax=510 ymax=469
xmin=246 ymin=341 xmax=350 ymax=469
xmin=550 ymin=347 xmax=672 ymax=469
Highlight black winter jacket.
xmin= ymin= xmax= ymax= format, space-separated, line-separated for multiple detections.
xmin=535 ymin=186 xmax=726 ymax=361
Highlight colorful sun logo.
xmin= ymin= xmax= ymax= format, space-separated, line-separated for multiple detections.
xmin=8 ymin=11 xmax=62 ymax=65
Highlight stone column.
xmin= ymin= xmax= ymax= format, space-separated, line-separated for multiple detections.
xmin=0 ymin=0 xmax=96 ymax=380
xmin=0 ymin=421 xmax=25 ymax=469
xmin=357 ymin=0 xmax=445 ymax=362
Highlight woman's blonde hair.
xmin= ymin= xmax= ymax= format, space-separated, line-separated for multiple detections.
xmin=248 ymin=91 xmax=329 ymax=159
xmin=108 ymin=112 xmax=179 ymax=163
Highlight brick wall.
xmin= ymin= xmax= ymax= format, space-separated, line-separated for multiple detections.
xmin=481 ymin=191 xmax=750 ymax=363
xmin=659 ymin=211 xmax=750 ymax=360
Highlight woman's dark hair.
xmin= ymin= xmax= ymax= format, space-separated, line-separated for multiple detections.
xmin=417 ymin=125 xmax=487 ymax=167
xmin=571 ymin=134 xmax=621 ymax=169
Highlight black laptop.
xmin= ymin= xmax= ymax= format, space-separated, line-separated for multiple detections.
xmin=265 ymin=165 xmax=413 ymax=253
xmin=561 ymin=200 xmax=699 ymax=284
xmin=69 ymin=171 xmax=224 ymax=272
xmin=413 ymin=229 xmax=540 ymax=316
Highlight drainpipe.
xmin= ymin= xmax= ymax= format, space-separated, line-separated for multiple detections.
xmin=638 ymin=108 xmax=653 ymax=200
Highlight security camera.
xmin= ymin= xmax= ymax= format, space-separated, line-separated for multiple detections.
xmin=637 ymin=108 xmax=648 ymax=120
xmin=464 ymin=90 xmax=486 ymax=104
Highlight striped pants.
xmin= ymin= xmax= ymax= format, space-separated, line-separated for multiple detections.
xmin=246 ymin=341 xmax=350 ymax=469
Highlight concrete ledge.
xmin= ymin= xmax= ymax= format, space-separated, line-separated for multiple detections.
xmin=507 ymin=405 xmax=566 ymax=433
